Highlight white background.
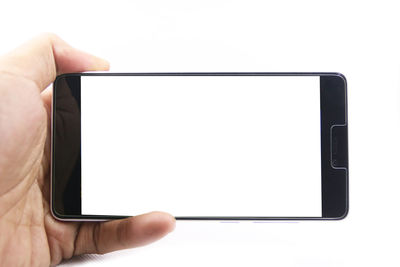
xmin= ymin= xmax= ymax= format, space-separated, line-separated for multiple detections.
xmin=1 ymin=0 xmax=400 ymax=266
xmin=81 ymin=76 xmax=321 ymax=217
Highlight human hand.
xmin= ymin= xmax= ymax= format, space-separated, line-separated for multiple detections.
xmin=0 ymin=34 xmax=175 ymax=267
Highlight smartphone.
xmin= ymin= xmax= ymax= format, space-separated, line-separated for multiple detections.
xmin=51 ymin=72 xmax=348 ymax=221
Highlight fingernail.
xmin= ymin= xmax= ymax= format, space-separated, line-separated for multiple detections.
xmin=93 ymin=57 xmax=110 ymax=70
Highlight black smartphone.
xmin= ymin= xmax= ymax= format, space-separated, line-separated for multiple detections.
xmin=51 ymin=72 xmax=348 ymax=221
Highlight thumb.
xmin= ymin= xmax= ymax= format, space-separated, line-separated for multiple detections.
xmin=73 ymin=212 xmax=176 ymax=255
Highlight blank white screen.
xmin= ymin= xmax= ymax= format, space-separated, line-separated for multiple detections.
xmin=81 ymin=76 xmax=321 ymax=217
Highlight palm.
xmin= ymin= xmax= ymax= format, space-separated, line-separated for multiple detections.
xmin=0 ymin=34 xmax=175 ymax=267
xmin=0 ymin=73 xmax=80 ymax=266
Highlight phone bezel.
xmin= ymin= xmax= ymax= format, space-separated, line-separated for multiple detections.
xmin=51 ymin=72 xmax=348 ymax=221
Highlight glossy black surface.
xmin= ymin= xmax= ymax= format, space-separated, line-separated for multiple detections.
xmin=320 ymin=75 xmax=348 ymax=219
xmin=52 ymin=76 xmax=81 ymax=217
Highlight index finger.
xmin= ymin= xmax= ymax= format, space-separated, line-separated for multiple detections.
xmin=0 ymin=33 xmax=109 ymax=91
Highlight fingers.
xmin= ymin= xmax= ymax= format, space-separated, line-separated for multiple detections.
xmin=0 ymin=33 xmax=109 ymax=91
xmin=73 ymin=212 xmax=176 ymax=255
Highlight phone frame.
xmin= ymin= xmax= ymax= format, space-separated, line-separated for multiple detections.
xmin=51 ymin=72 xmax=349 ymax=221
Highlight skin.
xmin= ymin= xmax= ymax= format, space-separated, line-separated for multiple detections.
xmin=0 ymin=34 xmax=176 ymax=267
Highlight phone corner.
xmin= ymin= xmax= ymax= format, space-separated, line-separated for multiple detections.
xmin=53 ymin=72 xmax=82 ymax=86
xmin=331 ymin=72 xmax=347 ymax=86
xmin=49 ymin=198 xmax=65 ymax=221
xmin=53 ymin=73 xmax=67 ymax=85
xmin=331 ymin=207 xmax=349 ymax=221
